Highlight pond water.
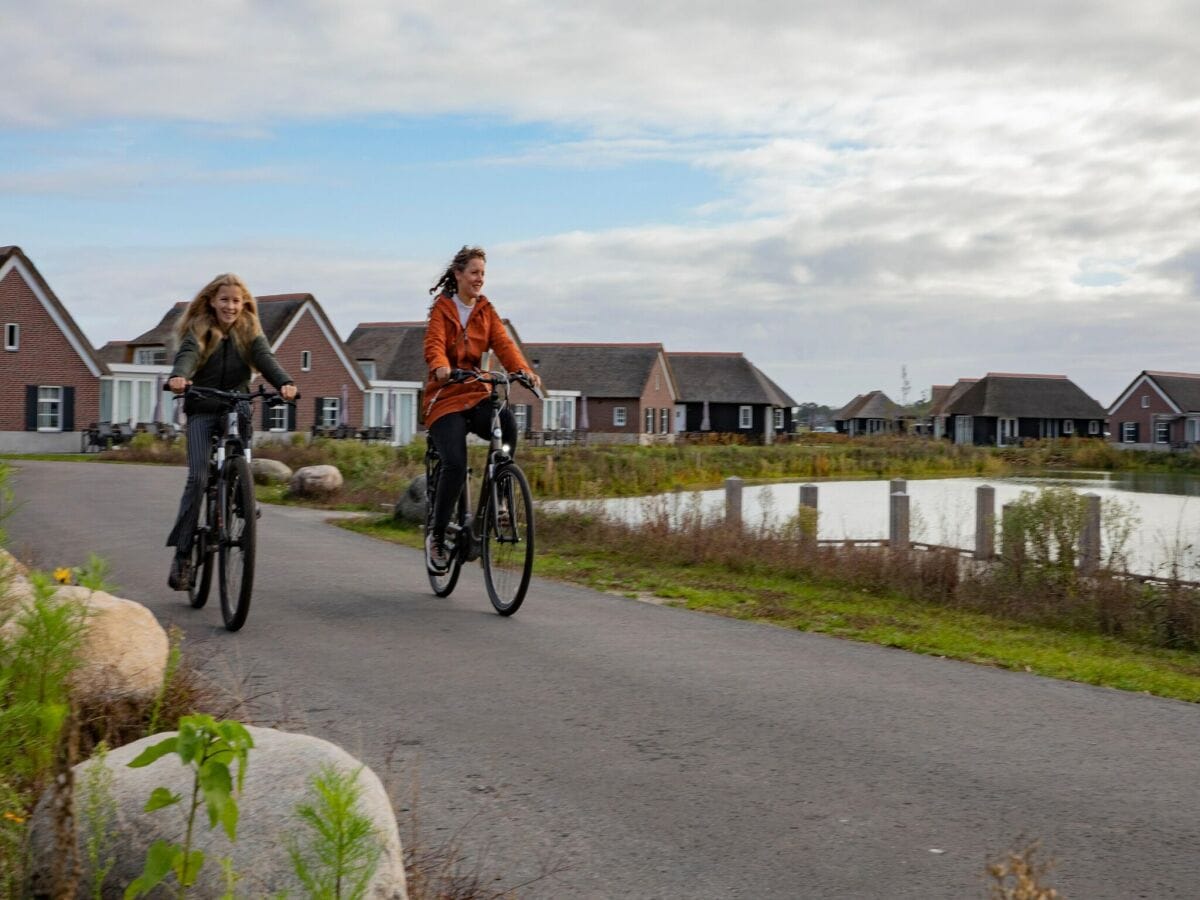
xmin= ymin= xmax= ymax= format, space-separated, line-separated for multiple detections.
xmin=542 ymin=472 xmax=1200 ymax=579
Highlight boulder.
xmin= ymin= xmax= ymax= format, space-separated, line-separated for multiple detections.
xmin=393 ymin=474 xmax=427 ymax=523
xmin=289 ymin=464 xmax=344 ymax=497
xmin=251 ymin=456 xmax=293 ymax=484
xmin=27 ymin=726 xmax=408 ymax=899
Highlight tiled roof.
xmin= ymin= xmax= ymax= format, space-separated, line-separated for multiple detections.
xmin=524 ymin=343 xmax=666 ymax=397
xmin=255 ymin=295 xmax=309 ymax=343
xmin=666 ymin=352 xmax=795 ymax=406
xmin=948 ymin=373 xmax=1105 ymax=418
xmin=97 ymin=341 xmax=129 ymax=364
xmin=1145 ymin=372 xmax=1200 ymax=413
xmin=345 ymin=322 xmax=428 ymax=382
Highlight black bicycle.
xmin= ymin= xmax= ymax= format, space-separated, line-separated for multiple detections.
xmin=174 ymin=384 xmax=295 ymax=631
xmin=425 ymin=369 xmax=540 ymax=615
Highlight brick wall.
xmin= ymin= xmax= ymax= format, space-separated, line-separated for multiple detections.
xmin=0 ymin=267 xmax=100 ymax=432
xmin=1109 ymin=380 xmax=1173 ymax=445
xmin=639 ymin=355 xmax=677 ymax=435
xmin=270 ymin=310 xmax=362 ymax=432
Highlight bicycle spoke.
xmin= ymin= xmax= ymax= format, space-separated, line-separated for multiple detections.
xmin=482 ymin=466 xmax=534 ymax=615
xmin=219 ymin=456 xmax=256 ymax=631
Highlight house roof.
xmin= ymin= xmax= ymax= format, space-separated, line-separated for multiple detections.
xmin=345 ymin=322 xmax=428 ymax=382
xmin=97 ymin=341 xmax=129 ymax=364
xmin=666 ymin=352 xmax=795 ymax=406
xmin=524 ymin=343 xmax=671 ymax=398
xmin=927 ymin=378 xmax=979 ymax=417
xmin=834 ymin=390 xmax=903 ymax=421
xmin=1142 ymin=371 xmax=1200 ymax=414
xmin=948 ymin=373 xmax=1106 ymax=419
xmin=0 ymin=245 xmax=108 ymax=376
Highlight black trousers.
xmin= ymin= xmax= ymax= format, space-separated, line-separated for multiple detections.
xmin=166 ymin=405 xmax=251 ymax=555
xmin=428 ymin=399 xmax=517 ymax=539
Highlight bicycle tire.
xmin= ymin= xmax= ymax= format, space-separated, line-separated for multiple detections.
xmin=187 ymin=492 xmax=215 ymax=609
xmin=426 ymin=465 xmax=465 ymax=597
xmin=219 ymin=455 xmax=256 ymax=631
xmin=482 ymin=464 xmax=534 ymax=615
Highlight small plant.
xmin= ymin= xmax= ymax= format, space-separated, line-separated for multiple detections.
xmin=987 ymin=839 xmax=1060 ymax=899
xmin=124 ymin=714 xmax=253 ymax=899
xmin=288 ymin=764 xmax=383 ymax=900
xmin=79 ymin=741 xmax=117 ymax=899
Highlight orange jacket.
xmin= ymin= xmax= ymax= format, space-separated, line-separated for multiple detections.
xmin=423 ymin=293 xmax=531 ymax=428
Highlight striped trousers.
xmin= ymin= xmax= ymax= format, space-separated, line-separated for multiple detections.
xmin=166 ymin=405 xmax=250 ymax=554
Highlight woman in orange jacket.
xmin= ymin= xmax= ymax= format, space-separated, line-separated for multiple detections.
xmin=423 ymin=246 xmax=541 ymax=572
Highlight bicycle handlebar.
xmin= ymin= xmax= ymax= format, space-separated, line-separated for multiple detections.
xmin=173 ymin=384 xmax=300 ymax=406
xmin=449 ymin=368 xmax=544 ymax=400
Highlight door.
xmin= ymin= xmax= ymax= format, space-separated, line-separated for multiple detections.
xmin=675 ymin=405 xmax=686 ymax=434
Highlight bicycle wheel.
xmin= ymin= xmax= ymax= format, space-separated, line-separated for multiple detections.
xmin=219 ymin=455 xmax=256 ymax=631
xmin=482 ymin=464 xmax=534 ymax=615
xmin=187 ymin=492 xmax=215 ymax=609
xmin=426 ymin=465 xmax=465 ymax=597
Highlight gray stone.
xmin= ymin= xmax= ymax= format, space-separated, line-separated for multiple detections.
xmin=289 ymin=464 xmax=344 ymax=497
xmin=27 ymin=726 xmax=407 ymax=898
xmin=393 ymin=474 xmax=427 ymax=523
xmin=251 ymin=456 xmax=293 ymax=485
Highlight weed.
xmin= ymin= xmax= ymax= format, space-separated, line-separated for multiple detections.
xmin=288 ymin=764 xmax=383 ymax=899
xmin=987 ymin=839 xmax=1060 ymax=899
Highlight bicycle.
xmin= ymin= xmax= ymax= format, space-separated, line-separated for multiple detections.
xmin=425 ymin=369 xmax=541 ymax=615
xmin=172 ymin=384 xmax=296 ymax=631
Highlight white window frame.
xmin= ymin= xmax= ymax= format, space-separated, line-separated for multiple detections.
xmin=133 ymin=347 xmax=167 ymax=365
xmin=613 ymin=406 xmax=627 ymax=427
xmin=1063 ymin=419 xmax=1074 ymax=435
xmin=773 ymin=408 xmax=784 ymax=431
xmin=645 ymin=408 xmax=654 ymax=433
xmin=321 ymin=397 xmax=340 ymax=428
xmin=1088 ymin=420 xmax=1100 ymax=436
xmin=1155 ymin=421 xmax=1170 ymax=444
xmin=513 ymin=404 xmax=528 ymax=433
xmin=1141 ymin=395 xmax=1150 ymax=408
xmin=544 ymin=397 xmax=575 ymax=432
xmin=359 ymin=361 xmax=376 ymax=380
xmin=268 ymin=404 xmax=288 ymax=432
xmin=739 ymin=406 xmax=753 ymax=429
xmin=5 ymin=323 xmax=18 ymax=351
xmin=659 ymin=408 xmax=669 ymax=433
xmin=365 ymin=390 xmax=386 ymax=428
xmin=37 ymin=386 xmax=63 ymax=431
xmin=1121 ymin=422 xmax=1136 ymax=443
xmin=301 ymin=350 xmax=312 ymax=372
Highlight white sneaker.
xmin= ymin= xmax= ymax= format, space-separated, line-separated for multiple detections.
xmin=426 ymin=533 xmax=450 ymax=573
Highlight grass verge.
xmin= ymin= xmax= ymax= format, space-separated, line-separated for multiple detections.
xmin=339 ymin=515 xmax=1200 ymax=703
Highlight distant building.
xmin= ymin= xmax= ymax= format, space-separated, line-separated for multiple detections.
xmin=944 ymin=373 xmax=1105 ymax=445
xmin=1108 ymin=370 xmax=1200 ymax=449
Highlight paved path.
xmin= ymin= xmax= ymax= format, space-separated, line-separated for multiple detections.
xmin=5 ymin=458 xmax=1200 ymax=898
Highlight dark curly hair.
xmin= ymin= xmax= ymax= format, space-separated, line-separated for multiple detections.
xmin=429 ymin=245 xmax=486 ymax=298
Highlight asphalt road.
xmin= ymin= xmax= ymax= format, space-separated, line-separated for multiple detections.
xmin=5 ymin=458 xmax=1200 ymax=899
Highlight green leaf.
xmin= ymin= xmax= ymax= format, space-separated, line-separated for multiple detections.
xmin=126 ymin=736 xmax=178 ymax=768
xmin=176 ymin=848 xmax=206 ymax=887
xmin=123 ymin=839 xmax=177 ymax=899
xmin=200 ymin=760 xmax=233 ymax=830
xmin=143 ymin=786 xmax=182 ymax=812
xmin=218 ymin=793 xmax=240 ymax=842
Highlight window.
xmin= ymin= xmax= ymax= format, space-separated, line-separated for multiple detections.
xmin=321 ymin=397 xmax=340 ymax=428
xmin=268 ymin=404 xmax=288 ymax=431
xmin=5 ymin=323 xmax=18 ymax=351
xmin=773 ymin=408 xmax=784 ymax=431
xmin=365 ymin=391 xmax=386 ymax=427
xmin=513 ymin=404 xmax=528 ymax=433
xmin=37 ymin=386 xmax=62 ymax=431
xmin=1063 ymin=419 xmax=1074 ymax=435
xmin=613 ymin=406 xmax=627 ymax=427
xmin=1141 ymin=395 xmax=1150 ymax=408
xmin=1121 ymin=422 xmax=1137 ymax=443
xmin=301 ymin=351 xmax=312 ymax=372
xmin=1088 ymin=420 xmax=1100 ymax=435
xmin=543 ymin=397 xmax=574 ymax=431
xmin=659 ymin=408 xmax=669 ymax=433
xmin=359 ymin=361 xmax=376 ymax=381
xmin=1155 ymin=421 xmax=1169 ymax=444
xmin=645 ymin=408 xmax=654 ymax=433
xmin=134 ymin=347 xmax=167 ymax=365
xmin=739 ymin=406 xmax=753 ymax=429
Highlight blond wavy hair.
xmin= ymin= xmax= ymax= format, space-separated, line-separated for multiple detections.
xmin=174 ymin=273 xmax=264 ymax=366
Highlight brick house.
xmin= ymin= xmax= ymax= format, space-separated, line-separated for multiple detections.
xmin=523 ymin=343 xmax=676 ymax=444
xmin=666 ymin=352 xmax=796 ymax=443
xmin=1108 ymin=371 xmax=1200 ymax=449
xmin=0 ymin=246 xmax=108 ymax=452
xmin=945 ymin=373 xmax=1106 ymax=445
xmin=834 ymin=390 xmax=903 ymax=436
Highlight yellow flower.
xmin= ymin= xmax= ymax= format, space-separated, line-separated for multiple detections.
xmin=53 ymin=567 xmax=73 ymax=584
xmin=2 ymin=811 xmax=25 ymax=824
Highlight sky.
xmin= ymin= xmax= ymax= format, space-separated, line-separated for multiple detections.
xmin=4 ymin=1 xmax=1200 ymax=407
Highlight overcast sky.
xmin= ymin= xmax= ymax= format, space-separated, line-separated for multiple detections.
xmin=4 ymin=1 xmax=1199 ymax=406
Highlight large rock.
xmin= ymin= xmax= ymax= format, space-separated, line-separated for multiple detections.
xmin=27 ymin=726 xmax=408 ymax=899
xmin=289 ymin=464 xmax=344 ymax=497
xmin=393 ymin=474 xmax=427 ymax=524
xmin=251 ymin=456 xmax=293 ymax=485
xmin=0 ymin=583 xmax=167 ymax=705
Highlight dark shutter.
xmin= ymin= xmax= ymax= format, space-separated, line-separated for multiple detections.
xmin=287 ymin=403 xmax=297 ymax=432
xmin=314 ymin=397 xmax=323 ymax=428
xmin=1132 ymin=423 xmax=1140 ymax=443
xmin=62 ymin=386 xmax=75 ymax=432
xmin=262 ymin=399 xmax=271 ymax=430
xmin=25 ymin=385 xmax=38 ymax=430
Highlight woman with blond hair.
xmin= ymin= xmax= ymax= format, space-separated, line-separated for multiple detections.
xmin=164 ymin=273 xmax=297 ymax=590
xmin=423 ymin=245 xmax=540 ymax=572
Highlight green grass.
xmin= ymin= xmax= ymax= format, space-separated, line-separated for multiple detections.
xmin=340 ymin=515 xmax=1200 ymax=703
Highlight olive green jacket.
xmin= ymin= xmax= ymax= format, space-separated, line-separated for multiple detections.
xmin=170 ymin=333 xmax=293 ymax=415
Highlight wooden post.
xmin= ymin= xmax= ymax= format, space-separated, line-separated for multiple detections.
xmin=725 ymin=476 xmax=743 ymax=529
xmin=975 ymin=485 xmax=995 ymax=560
xmin=890 ymin=478 xmax=906 ymax=496
xmin=889 ymin=491 xmax=910 ymax=551
xmin=798 ymin=483 xmax=819 ymax=544
xmin=1079 ymin=492 xmax=1101 ymax=574
xmin=799 ymin=483 xmax=818 ymax=511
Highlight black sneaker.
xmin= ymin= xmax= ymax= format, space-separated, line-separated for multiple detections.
xmin=168 ymin=554 xmax=192 ymax=591
xmin=426 ymin=533 xmax=450 ymax=573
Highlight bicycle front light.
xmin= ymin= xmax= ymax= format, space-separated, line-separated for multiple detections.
xmin=501 ymin=444 xmax=511 ymax=454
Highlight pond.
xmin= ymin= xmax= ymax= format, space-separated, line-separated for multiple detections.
xmin=542 ymin=472 xmax=1200 ymax=580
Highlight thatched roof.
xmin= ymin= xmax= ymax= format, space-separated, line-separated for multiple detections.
xmin=927 ymin=379 xmax=979 ymax=417
xmin=345 ymin=322 xmax=428 ymax=382
xmin=524 ymin=343 xmax=668 ymax=397
xmin=948 ymin=373 xmax=1105 ymax=418
xmin=666 ymin=352 xmax=795 ymax=406
xmin=835 ymin=390 xmax=902 ymax=421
